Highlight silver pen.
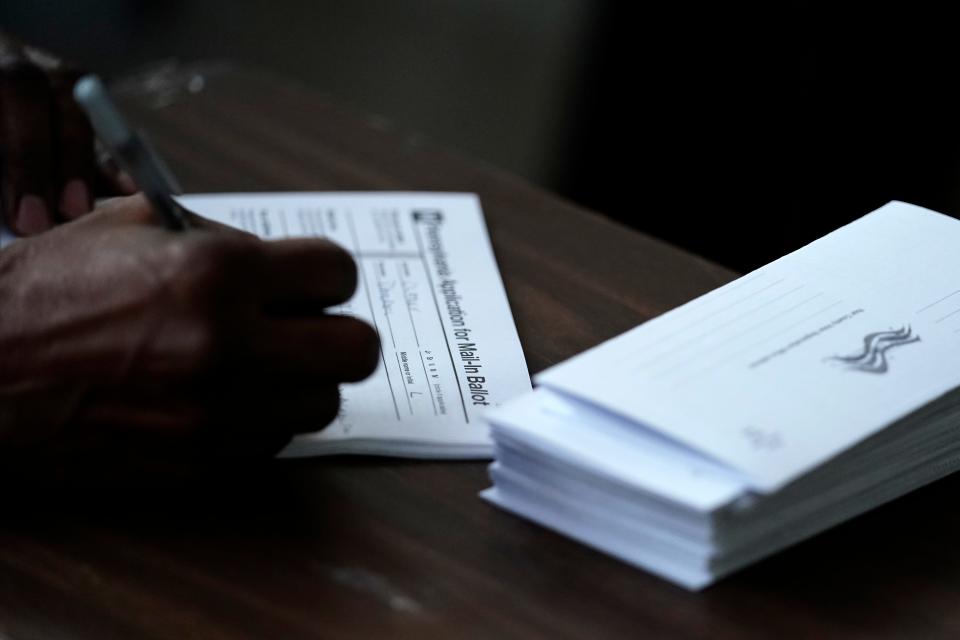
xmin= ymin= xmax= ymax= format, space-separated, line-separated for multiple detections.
xmin=73 ymin=74 xmax=191 ymax=231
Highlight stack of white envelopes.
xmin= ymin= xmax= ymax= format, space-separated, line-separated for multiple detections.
xmin=483 ymin=201 xmax=960 ymax=589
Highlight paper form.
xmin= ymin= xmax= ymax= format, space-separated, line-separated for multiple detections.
xmin=538 ymin=202 xmax=960 ymax=490
xmin=179 ymin=192 xmax=531 ymax=458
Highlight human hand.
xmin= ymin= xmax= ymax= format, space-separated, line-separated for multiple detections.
xmin=0 ymin=32 xmax=135 ymax=237
xmin=0 ymin=195 xmax=379 ymax=470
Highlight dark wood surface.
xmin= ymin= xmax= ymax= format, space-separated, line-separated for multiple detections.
xmin=2 ymin=63 xmax=957 ymax=639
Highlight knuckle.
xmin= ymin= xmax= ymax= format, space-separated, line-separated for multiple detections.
xmin=177 ymin=242 xmax=225 ymax=292
xmin=174 ymin=314 xmax=224 ymax=378
xmin=191 ymin=320 xmax=223 ymax=369
xmin=204 ymin=232 xmax=263 ymax=268
xmin=156 ymin=236 xmax=264 ymax=377
xmin=166 ymin=233 xmax=260 ymax=300
xmin=161 ymin=243 xmax=208 ymax=297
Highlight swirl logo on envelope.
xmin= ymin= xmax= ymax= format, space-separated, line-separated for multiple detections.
xmin=828 ymin=326 xmax=921 ymax=374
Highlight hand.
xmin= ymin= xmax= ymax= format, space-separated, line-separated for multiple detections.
xmin=0 ymin=32 xmax=134 ymax=237
xmin=0 ymin=195 xmax=379 ymax=472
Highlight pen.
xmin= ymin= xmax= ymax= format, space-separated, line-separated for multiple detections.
xmin=73 ymin=74 xmax=191 ymax=231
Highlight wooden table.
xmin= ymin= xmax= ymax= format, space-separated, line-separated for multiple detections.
xmin=2 ymin=63 xmax=957 ymax=639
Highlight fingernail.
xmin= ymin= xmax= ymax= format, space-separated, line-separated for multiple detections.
xmin=15 ymin=195 xmax=52 ymax=235
xmin=59 ymin=179 xmax=91 ymax=219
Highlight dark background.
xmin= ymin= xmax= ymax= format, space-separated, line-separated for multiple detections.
xmin=4 ymin=0 xmax=960 ymax=272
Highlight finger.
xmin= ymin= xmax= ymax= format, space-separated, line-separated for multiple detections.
xmin=50 ymin=67 xmax=95 ymax=220
xmin=199 ymin=383 xmax=341 ymax=459
xmin=212 ymin=383 xmax=341 ymax=438
xmin=22 ymin=45 xmax=96 ymax=220
xmin=77 ymin=392 xmax=202 ymax=437
xmin=253 ymin=315 xmax=380 ymax=382
xmin=260 ymin=238 xmax=358 ymax=313
xmin=0 ymin=47 xmax=55 ymax=234
xmin=77 ymin=382 xmax=341 ymax=457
